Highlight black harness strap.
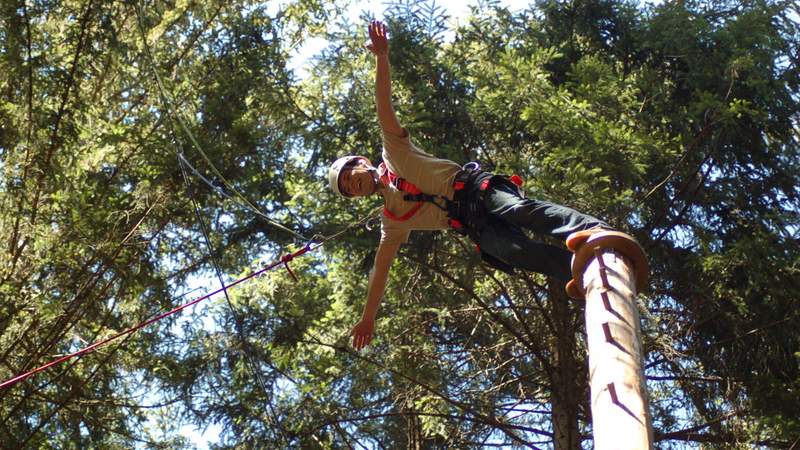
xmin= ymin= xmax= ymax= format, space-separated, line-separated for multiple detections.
xmin=393 ymin=165 xmax=519 ymax=274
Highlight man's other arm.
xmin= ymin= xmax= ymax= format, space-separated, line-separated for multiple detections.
xmin=350 ymin=240 xmax=401 ymax=350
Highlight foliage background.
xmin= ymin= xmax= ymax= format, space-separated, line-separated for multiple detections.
xmin=0 ymin=0 xmax=798 ymax=448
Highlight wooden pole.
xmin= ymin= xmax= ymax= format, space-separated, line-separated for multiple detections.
xmin=569 ymin=232 xmax=653 ymax=450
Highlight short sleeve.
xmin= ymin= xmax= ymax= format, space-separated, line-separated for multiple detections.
xmin=380 ymin=221 xmax=411 ymax=245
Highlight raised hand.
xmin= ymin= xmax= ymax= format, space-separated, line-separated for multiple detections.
xmin=366 ymin=20 xmax=389 ymax=57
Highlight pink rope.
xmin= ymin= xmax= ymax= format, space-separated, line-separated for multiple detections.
xmin=0 ymin=245 xmax=311 ymax=391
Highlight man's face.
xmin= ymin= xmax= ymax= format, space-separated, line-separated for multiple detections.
xmin=340 ymin=160 xmax=376 ymax=197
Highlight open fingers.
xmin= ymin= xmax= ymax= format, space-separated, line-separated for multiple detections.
xmin=369 ymin=20 xmax=377 ymax=40
xmin=369 ymin=20 xmax=386 ymax=40
xmin=352 ymin=332 xmax=373 ymax=351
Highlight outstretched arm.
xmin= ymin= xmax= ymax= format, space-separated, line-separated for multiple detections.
xmin=367 ymin=20 xmax=404 ymax=136
xmin=350 ymin=240 xmax=401 ymax=350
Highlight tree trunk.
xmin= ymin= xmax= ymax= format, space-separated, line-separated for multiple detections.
xmin=550 ymin=283 xmax=582 ymax=450
xmin=406 ymin=411 xmax=421 ymax=450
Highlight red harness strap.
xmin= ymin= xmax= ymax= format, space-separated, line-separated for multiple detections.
xmin=382 ymin=165 xmax=422 ymax=195
xmin=378 ymin=162 xmax=524 ymax=225
xmin=383 ymin=201 xmax=424 ymax=221
xmin=379 ymin=163 xmax=425 ymax=222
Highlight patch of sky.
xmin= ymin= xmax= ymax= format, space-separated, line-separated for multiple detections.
xmin=285 ymin=0 xmax=523 ymax=80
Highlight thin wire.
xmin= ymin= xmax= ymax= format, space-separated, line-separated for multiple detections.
xmin=178 ymin=153 xmax=233 ymax=199
xmin=134 ymin=1 xmax=306 ymax=243
xmin=178 ymin=155 xmax=287 ymax=442
xmin=134 ymin=3 xmax=289 ymax=440
xmin=178 ymin=151 xmax=382 ymax=247
xmin=177 ymin=153 xmax=311 ymax=242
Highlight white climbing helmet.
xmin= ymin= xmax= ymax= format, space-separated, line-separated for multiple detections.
xmin=328 ymin=155 xmax=369 ymax=197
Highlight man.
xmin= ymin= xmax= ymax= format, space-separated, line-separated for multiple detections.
xmin=334 ymin=21 xmax=611 ymax=351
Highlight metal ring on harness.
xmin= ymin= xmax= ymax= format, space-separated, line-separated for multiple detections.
xmin=462 ymin=162 xmax=480 ymax=172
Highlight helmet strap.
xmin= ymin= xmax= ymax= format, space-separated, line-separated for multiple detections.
xmin=368 ymin=167 xmax=381 ymax=192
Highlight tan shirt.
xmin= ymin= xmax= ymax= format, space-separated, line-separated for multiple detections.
xmin=380 ymin=130 xmax=461 ymax=245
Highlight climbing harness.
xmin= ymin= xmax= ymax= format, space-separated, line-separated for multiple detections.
xmin=380 ymin=162 xmax=524 ymax=273
xmin=378 ymin=162 xmax=427 ymax=221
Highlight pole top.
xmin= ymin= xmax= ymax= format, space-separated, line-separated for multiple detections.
xmin=569 ymin=231 xmax=649 ymax=296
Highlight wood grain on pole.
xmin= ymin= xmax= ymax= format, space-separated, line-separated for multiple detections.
xmin=582 ymin=248 xmax=653 ymax=449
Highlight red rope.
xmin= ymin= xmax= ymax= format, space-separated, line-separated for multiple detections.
xmin=0 ymin=245 xmax=312 ymax=391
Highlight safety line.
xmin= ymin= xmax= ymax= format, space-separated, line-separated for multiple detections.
xmin=0 ymin=245 xmax=312 ymax=391
xmin=0 ymin=195 xmax=380 ymax=392
xmin=0 ymin=198 xmax=382 ymax=392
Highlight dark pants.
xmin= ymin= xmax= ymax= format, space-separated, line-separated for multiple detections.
xmin=477 ymin=179 xmax=610 ymax=281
